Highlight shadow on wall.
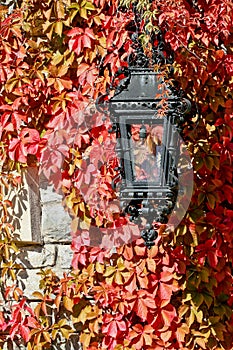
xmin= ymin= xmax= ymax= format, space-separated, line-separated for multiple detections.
xmin=3 ymin=167 xmax=42 ymax=244
xmin=3 ymin=335 xmax=82 ymax=350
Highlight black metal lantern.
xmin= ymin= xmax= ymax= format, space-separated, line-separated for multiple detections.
xmin=94 ymin=14 xmax=192 ymax=247
xmin=108 ymin=64 xmax=191 ymax=248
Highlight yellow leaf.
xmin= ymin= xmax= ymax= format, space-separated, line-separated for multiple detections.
xmin=79 ymin=201 xmax=85 ymax=213
xmin=32 ymin=291 xmax=44 ymax=300
xmin=36 ymin=70 xmax=45 ymax=83
xmin=106 ymin=275 xmax=114 ymax=285
xmin=188 ymin=308 xmax=195 ymax=327
xmin=103 ymin=266 xmax=115 ymax=277
xmin=195 ymin=337 xmax=206 ymax=349
xmin=55 ymin=21 xmax=63 ymax=37
xmin=57 ymin=319 xmax=67 ymax=328
xmin=71 ymin=217 xmax=79 ymax=233
xmin=80 ymin=214 xmax=91 ymax=229
xmin=86 ymin=308 xmax=100 ymax=320
xmin=117 ymin=257 xmax=125 ymax=271
xmin=178 ymin=304 xmax=189 ymax=318
xmin=52 ymin=51 xmax=64 ymax=66
xmin=85 ymin=2 xmax=96 ymax=10
xmin=87 ymin=263 xmax=94 ymax=275
xmin=96 ymin=45 xmax=106 ymax=58
xmin=95 ymin=215 xmax=103 ymax=227
xmin=42 ymin=20 xmax=53 ymax=33
xmin=58 ymin=65 xmax=69 ymax=77
xmin=61 ymin=327 xmax=72 ymax=339
xmin=74 ymin=157 xmax=82 ymax=169
xmin=63 ymin=296 xmax=74 ymax=312
xmin=27 ymin=342 xmax=33 ymax=350
xmin=195 ymin=309 xmax=203 ymax=323
xmin=69 ymin=9 xmax=79 ymax=23
xmin=98 ymin=36 xmax=106 ymax=48
xmin=80 ymin=332 xmax=91 ymax=348
xmin=54 ymin=78 xmax=65 ymax=92
xmin=44 ymin=22 xmax=55 ymax=40
xmin=56 ymin=0 xmax=65 ymax=19
xmin=147 ymin=258 xmax=156 ymax=272
xmin=51 ymin=329 xmax=58 ymax=340
xmin=10 ymin=269 xmax=16 ymax=280
xmin=63 ymin=17 xmax=71 ymax=26
xmin=43 ymin=7 xmax=52 ymax=20
xmin=89 ymin=50 xmax=96 ymax=63
xmin=65 ymin=51 xmax=75 ymax=65
xmin=47 ymin=77 xmax=56 ymax=87
xmin=176 ymin=324 xmax=189 ymax=343
xmin=93 ymin=15 xmax=102 ymax=26
xmin=43 ymin=331 xmax=51 ymax=343
xmin=78 ymin=305 xmax=92 ymax=324
xmin=144 ymin=333 xmax=153 ymax=345
xmin=96 ymin=262 xmax=104 ymax=274
xmin=114 ymin=270 xmax=123 ymax=284
xmin=160 ymin=330 xmax=172 ymax=343
xmin=5 ymin=78 xmax=18 ymax=93
xmin=80 ymin=7 xmax=87 ymax=19
xmin=22 ymin=77 xmax=32 ymax=84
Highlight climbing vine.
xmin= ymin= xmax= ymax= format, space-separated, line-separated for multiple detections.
xmin=0 ymin=0 xmax=233 ymax=349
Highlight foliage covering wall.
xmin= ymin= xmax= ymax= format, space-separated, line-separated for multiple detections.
xmin=0 ymin=0 xmax=233 ymax=349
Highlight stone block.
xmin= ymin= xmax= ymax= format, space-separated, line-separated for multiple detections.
xmin=57 ymin=245 xmax=73 ymax=269
xmin=2 ymin=167 xmax=41 ymax=244
xmin=41 ymin=201 xmax=71 ymax=243
xmin=18 ymin=266 xmax=73 ymax=299
xmin=16 ymin=245 xmax=57 ymax=269
xmin=17 ymin=269 xmax=42 ymax=299
xmin=40 ymin=178 xmax=64 ymax=204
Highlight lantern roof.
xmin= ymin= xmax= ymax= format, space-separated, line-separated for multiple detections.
xmin=110 ymin=68 xmax=177 ymax=105
xmin=109 ymin=68 xmax=178 ymax=115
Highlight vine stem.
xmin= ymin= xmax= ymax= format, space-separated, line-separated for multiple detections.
xmin=174 ymin=34 xmax=205 ymax=64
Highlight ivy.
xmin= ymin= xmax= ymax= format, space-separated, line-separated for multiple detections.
xmin=0 ymin=0 xmax=233 ymax=349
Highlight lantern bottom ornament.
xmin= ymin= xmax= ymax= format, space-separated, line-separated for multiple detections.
xmin=141 ymin=227 xmax=158 ymax=248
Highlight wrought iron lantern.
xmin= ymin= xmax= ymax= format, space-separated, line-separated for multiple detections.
xmin=108 ymin=49 xmax=191 ymax=248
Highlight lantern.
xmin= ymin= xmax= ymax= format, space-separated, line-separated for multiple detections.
xmin=109 ymin=65 xmax=191 ymax=247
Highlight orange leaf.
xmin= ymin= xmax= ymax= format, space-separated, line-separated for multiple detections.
xmin=77 ymin=63 xmax=90 ymax=77
xmin=147 ymin=258 xmax=156 ymax=273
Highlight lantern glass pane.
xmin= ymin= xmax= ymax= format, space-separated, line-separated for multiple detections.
xmin=130 ymin=124 xmax=164 ymax=183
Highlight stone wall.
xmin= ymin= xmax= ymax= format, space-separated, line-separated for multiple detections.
xmin=18 ymin=171 xmax=73 ymax=296
xmin=4 ymin=169 xmax=81 ymax=349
